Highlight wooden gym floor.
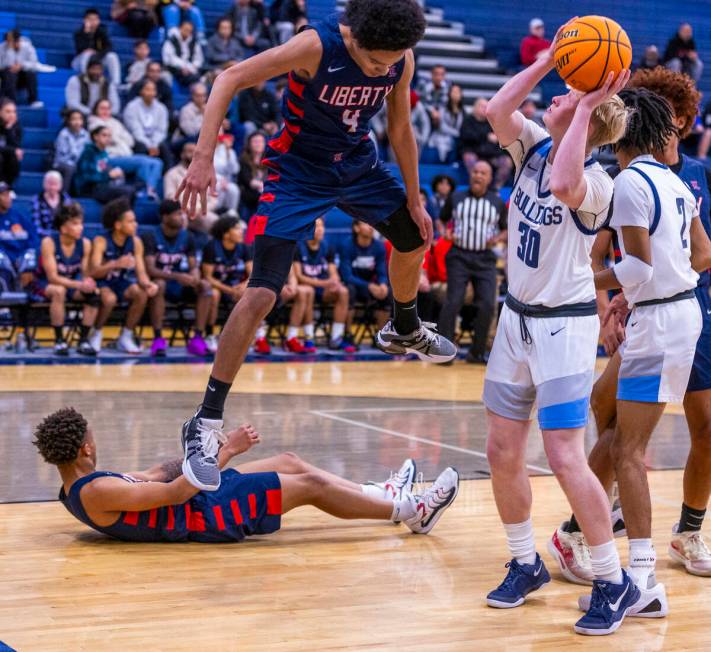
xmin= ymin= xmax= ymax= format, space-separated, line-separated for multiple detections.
xmin=0 ymin=361 xmax=707 ymax=651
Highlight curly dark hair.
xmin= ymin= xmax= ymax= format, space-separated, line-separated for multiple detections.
xmin=615 ymin=88 xmax=677 ymax=154
xmin=345 ymin=0 xmax=425 ymax=51
xmin=101 ymin=197 xmax=132 ymax=230
xmin=54 ymin=202 xmax=84 ymax=231
xmin=210 ymin=215 xmax=240 ymax=241
xmin=33 ymin=407 xmax=88 ymax=465
xmin=628 ymin=67 xmax=701 ymax=138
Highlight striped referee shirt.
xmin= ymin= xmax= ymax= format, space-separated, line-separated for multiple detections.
xmin=440 ymin=189 xmax=507 ymax=251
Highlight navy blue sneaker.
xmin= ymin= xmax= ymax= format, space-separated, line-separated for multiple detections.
xmin=574 ymin=569 xmax=640 ymax=635
xmin=486 ymin=554 xmax=551 ymax=608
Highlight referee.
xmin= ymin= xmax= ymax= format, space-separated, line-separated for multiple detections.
xmin=437 ymin=161 xmax=507 ymax=363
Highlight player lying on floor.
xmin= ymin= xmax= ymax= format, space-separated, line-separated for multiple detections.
xmin=34 ymin=408 xmax=459 ymax=542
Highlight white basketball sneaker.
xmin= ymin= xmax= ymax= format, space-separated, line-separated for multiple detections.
xmin=547 ymin=523 xmax=594 ymax=585
xmin=578 ymin=573 xmax=668 ymax=618
xmin=365 ymin=458 xmax=417 ymax=502
xmin=669 ymin=524 xmax=711 ymax=576
xmin=404 ymin=467 xmax=459 ymax=534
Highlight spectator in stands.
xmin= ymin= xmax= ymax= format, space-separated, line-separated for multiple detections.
xmin=430 ymin=173 xmax=456 ymax=222
xmin=34 ymin=203 xmax=98 ymax=356
xmin=53 ymin=110 xmax=91 ymax=192
xmin=111 ymin=0 xmax=158 ymax=39
xmin=410 ymin=89 xmax=431 ymax=157
xmin=142 ymin=199 xmax=212 ymax=357
xmin=125 ymin=40 xmax=153 ymax=87
xmin=206 ymin=17 xmax=244 ymax=72
xmin=72 ymin=8 xmax=122 ymax=85
xmin=201 ymin=216 xmax=253 ymax=354
xmin=123 ymin=79 xmax=172 ymax=169
xmin=65 ymin=55 xmax=121 ymax=118
xmin=293 ymin=216 xmax=354 ymax=352
xmin=0 ymin=180 xmax=39 ymax=290
xmin=664 ymin=23 xmax=703 ymax=83
xmin=161 ymin=19 xmax=204 ymax=87
xmin=459 ymin=97 xmax=512 ymax=188
xmin=437 ymin=161 xmax=506 ymax=364
xmin=269 ymin=0 xmax=308 ymax=45
xmin=339 ymin=221 xmax=390 ymax=330
xmin=418 ymin=64 xmax=449 ymax=116
xmin=0 ymin=30 xmax=42 ymax=108
xmin=426 ymin=84 xmax=464 ymax=164
xmin=74 ymin=126 xmax=136 ymax=203
xmin=129 ymin=61 xmax=173 ymax=112
xmin=178 ymin=82 xmax=208 ymax=140
xmin=163 ymin=0 xmax=206 ymax=44
xmin=31 ymin=171 xmax=72 ymax=238
xmin=213 ymin=129 xmax=241 ymax=215
xmin=238 ymin=81 xmax=279 ymax=136
xmin=89 ymin=98 xmax=163 ymax=200
xmin=0 ymin=98 xmax=22 ymax=186
xmin=164 ymin=141 xmax=218 ymax=231
xmin=518 ymin=98 xmax=540 ymax=123
xmin=638 ymin=44 xmax=661 ymax=71
xmin=520 ymin=18 xmax=550 ymax=67
xmin=225 ymin=0 xmax=272 ymax=55
xmin=237 ymin=131 xmax=267 ymax=216
xmin=698 ymin=99 xmax=711 ymax=159
xmin=89 ymin=198 xmax=158 ymax=354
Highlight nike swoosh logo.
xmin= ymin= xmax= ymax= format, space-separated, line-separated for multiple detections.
xmin=207 ymin=384 xmax=216 ymax=391
xmin=533 ymin=563 xmax=542 ymax=577
xmin=609 ymin=584 xmax=629 ymax=612
xmin=328 ymin=65 xmax=346 ymax=73
xmin=707 ymin=308 xmax=711 ymax=315
xmin=630 ymin=322 xmax=638 ymax=327
xmin=526 ymin=163 xmax=537 ymax=171
xmin=550 ymin=327 xmax=565 ymax=336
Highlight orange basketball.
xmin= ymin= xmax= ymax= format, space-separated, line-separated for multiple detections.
xmin=554 ymin=16 xmax=632 ymax=92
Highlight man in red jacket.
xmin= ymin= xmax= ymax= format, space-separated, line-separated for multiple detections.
xmin=520 ymin=18 xmax=550 ymax=67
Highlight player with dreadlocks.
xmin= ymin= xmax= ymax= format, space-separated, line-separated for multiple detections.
xmin=551 ymin=87 xmax=711 ymax=621
xmin=551 ymin=73 xmax=711 ymax=596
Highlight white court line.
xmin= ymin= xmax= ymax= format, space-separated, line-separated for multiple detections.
xmin=310 ymin=410 xmax=551 ymax=475
xmin=251 ymin=411 xmax=277 ymax=415
xmin=317 ymin=405 xmax=484 ymax=414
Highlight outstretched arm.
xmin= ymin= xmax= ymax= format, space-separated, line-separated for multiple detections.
xmin=177 ymin=30 xmax=322 ymax=218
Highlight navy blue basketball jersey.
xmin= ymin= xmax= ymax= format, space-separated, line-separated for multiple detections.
xmin=675 ymin=154 xmax=711 ymax=287
xmin=277 ymin=14 xmax=406 ymax=159
xmin=39 ymin=233 xmax=84 ymax=281
xmin=339 ymin=236 xmax=388 ymax=285
xmin=59 ymin=469 xmax=282 ymax=543
xmin=143 ymin=228 xmax=195 ymax=274
xmin=101 ymin=231 xmax=137 ymax=284
xmin=202 ymin=240 xmax=251 ymax=286
xmin=295 ymin=240 xmax=334 ymax=280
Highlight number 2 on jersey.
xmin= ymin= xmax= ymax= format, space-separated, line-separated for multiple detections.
xmin=517 ymin=223 xmax=541 ymax=268
xmin=342 ymin=109 xmax=361 ymax=133
xmin=676 ymin=197 xmax=689 ymax=249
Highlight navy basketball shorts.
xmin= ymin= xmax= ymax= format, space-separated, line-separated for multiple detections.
xmin=165 ymin=280 xmax=196 ymax=304
xmin=98 ymin=277 xmax=135 ymax=301
xmin=251 ymin=141 xmax=407 ymax=241
xmin=688 ymin=285 xmax=711 ymax=393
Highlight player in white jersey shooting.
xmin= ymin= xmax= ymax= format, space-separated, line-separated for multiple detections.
xmin=482 ymin=25 xmax=635 ymax=636
xmin=577 ymin=87 xmax=709 ymax=617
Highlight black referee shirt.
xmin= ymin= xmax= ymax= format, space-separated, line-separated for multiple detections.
xmin=440 ymin=189 xmax=507 ymax=251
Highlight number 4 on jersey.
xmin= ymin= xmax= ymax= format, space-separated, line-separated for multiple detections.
xmin=342 ymin=109 xmax=361 ymax=133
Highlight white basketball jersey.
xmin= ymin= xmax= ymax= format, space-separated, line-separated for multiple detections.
xmin=610 ymin=155 xmax=699 ymax=305
xmin=504 ymin=118 xmax=614 ymax=306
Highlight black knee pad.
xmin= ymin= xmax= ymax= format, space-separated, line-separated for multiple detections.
xmin=247 ymin=235 xmax=298 ymax=295
xmin=373 ymin=203 xmax=426 ymax=253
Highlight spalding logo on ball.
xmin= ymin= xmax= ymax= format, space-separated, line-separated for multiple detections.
xmin=554 ymin=16 xmax=632 ymax=92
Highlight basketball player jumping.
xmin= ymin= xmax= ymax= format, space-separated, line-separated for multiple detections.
xmin=175 ymin=0 xmax=456 ymax=493
xmin=482 ymin=28 xmax=636 ymax=635
xmin=34 ymin=407 xmax=460 ymax=543
xmin=551 ymin=71 xmax=711 ymax=605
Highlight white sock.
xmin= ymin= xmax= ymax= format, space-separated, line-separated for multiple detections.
xmin=628 ymin=538 xmax=656 ymax=585
xmin=121 ymin=327 xmax=133 ymax=338
xmin=503 ymin=518 xmax=537 ymax=565
xmin=255 ymin=325 xmax=267 ymax=339
xmin=287 ymin=326 xmax=299 ymax=339
xmin=303 ymin=323 xmax=314 ymax=339
xmin=391 ymin=495 xmax=417 ymax=522
xmin=361 ymin=483 xmax=385 ymax=499
xmin=589 ymin=540 xmax=623 ymax=583
xmin=331 ymin=322 xmax=345 ymax=341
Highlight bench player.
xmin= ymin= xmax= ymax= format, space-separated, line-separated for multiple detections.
xmin=175 ymin=0 xmax=456 ymax=492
